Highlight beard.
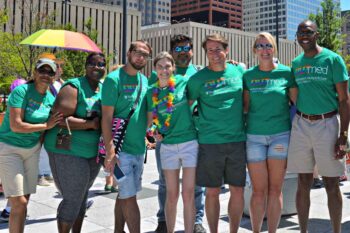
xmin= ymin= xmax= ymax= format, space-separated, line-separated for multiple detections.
xmin=129 ymin=57 xmax=146 ymax=70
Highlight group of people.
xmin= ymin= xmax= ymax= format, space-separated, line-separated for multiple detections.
xmin=0 ymin=18 xmax=349 ymax=233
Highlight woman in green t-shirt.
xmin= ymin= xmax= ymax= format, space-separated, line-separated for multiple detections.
xmin=147 ymin=52 xmax=198 ymax=233
xmin=243 ymin=32 xmax=297 ymax=233
xmin=44 ymin=53 xmax=105 ymax=233
xmin=0 ymin=58 xmax=63 ymax=232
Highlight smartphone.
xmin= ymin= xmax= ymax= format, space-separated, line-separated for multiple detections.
xmin=113 ymin=163 xmax=126 ymax=182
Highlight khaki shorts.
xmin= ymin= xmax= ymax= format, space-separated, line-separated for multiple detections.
xmin=287 ymin=115 xmax=344 ymax=177
xmin=0 ymin=142 xmax=41 ymax=198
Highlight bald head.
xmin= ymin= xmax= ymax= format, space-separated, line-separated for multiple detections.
xmin=298 ymin=20 xmax=318 ymax=32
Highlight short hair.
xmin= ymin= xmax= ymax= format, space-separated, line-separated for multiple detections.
xmin=253 ymin=32 xmax=278 ymax=56
xmin=298 ymin=19 xmax=318 ymax=31
xmin=170 ymin=34 xmax=193 ymax=51
xmin=153 ymin=51 xmax=175 ymax=67
xmin=85 ymin=52 xmax=106 ymax=66
xmin=202 ymin=34 xmax=228 ymax=51
xmin=128 ymin=40 xmax=152 ymax=54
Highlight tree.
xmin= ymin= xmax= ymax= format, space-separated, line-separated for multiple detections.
xmin=309 ymin=0 xmax=343 ymax=52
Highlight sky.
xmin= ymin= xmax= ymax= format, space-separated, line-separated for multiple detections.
xmin=341 ymin=0 xmax=350 ymax=11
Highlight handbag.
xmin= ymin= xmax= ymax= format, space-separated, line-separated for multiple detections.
xmin=97 ymin=74 xmax=143 ymax=165
xmin=55 ymin=118 xmax=72 ymax=150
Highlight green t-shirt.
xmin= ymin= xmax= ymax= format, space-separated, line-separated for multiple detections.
xmin=148 ymin=64 xmax=200 ymax=86
xmin=44 ymin=77 xmax=102 ymax=158
xmin=146 ymin=75 xmax=197 ymax=144
xmin=187 ymin=63 xmax=246 ymax=144
xmin=243 ymin=64 xmax=295 ymax=135
xmin=0 ymin=83 xmax=55 ymax=148
xmin=292 ymin=48 xmax=349 ymax=114
xmin=101 ymin=68 xmax=148 ymax=156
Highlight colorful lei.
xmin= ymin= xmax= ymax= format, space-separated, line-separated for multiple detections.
xmin=151 ymin=75 xmax=176 ymax=133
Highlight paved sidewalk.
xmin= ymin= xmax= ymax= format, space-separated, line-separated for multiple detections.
xmin=1 ymin=149 xmax=350 ymax=233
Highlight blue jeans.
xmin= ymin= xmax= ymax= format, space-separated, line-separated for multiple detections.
xmin=155 ymin=141 xmax=205 ymax=224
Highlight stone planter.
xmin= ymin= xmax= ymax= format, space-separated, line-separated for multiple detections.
xmin=244 ymin=172 xmax=298 ymax=216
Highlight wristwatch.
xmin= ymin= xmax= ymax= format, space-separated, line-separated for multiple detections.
xmin=340 ymin=131 xmax=348 ymax=137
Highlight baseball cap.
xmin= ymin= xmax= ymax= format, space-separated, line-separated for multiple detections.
xmin=35 ymin=58 xmax=57 ymax=72
xmin=38 ymin=52 xmax=65 ymax=65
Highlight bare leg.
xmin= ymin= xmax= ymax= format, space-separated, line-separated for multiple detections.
xmin=58 ymin=220 xmax=72 ymax=233
xmin=228 ymin=185 xmax=244 ymax=233
xmin=247 ymin=162 xmax=268 ymax=233
xmin=114 ymin=198 xmax=125 ymax=233
xmin=205 ymin=187 xmax=221 ymax=233
xmin=119 ymin=196 xmax=140 ymax=233
xmin=163 ymin=169 xmax=180 ymax=233
xmin=322 ymin=177 xmax=342 ymax=233
xmin=9 ymin=194 xmax=30 ymax=233
xmin=181 ymin=168 xmax=196 ymax=233
xmin=296 ymin=173 xmax=313 ymax=233
xmin=72 ymin=215 xmax=84 ymax=233
xmin=266 ymin=159 xmax=286 ymax=233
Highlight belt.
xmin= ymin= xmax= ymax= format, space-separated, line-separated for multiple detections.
xmin=296 ymin=110 xmax=337 ymax=121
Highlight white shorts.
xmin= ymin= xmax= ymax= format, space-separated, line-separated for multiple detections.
xmin=160 ymin=140 xmax=198 ymax=170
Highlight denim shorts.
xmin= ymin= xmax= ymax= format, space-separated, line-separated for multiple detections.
xmin=246 ymin=131 xmax=290 ymax=163
xmin=118 ymin=152 xmax=144 ymax=199
xmin=160 ymin=140 xmax=198 ymax=170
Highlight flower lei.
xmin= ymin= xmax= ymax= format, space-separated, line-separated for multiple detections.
xmin=150 ymin=75 xmax=176 ymax=133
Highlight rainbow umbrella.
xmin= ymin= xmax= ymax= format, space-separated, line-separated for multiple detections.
xmin=20 ymin=29 xmax=102 ymax=53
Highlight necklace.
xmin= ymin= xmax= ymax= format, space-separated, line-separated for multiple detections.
xmin=151 ymin=75 xmax=175 ymax=133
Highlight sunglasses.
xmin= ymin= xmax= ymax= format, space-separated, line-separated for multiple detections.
xmin=87 ymin=62 xmax=106 ymax=69
xmin=255 ymin=43 xmax=273 ymax=50
xmin=37 ymin=68 xmax=56 ymax=77
xmin=173 ymin=45 xmax=192 ymax=53
xmin=296 ymin=30 xmax=316 ymax=37
xmin=132 ymin=50 xmax=151 ymax=60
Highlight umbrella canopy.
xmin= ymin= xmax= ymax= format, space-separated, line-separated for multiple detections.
xmin=20 ymin=29 xmax=102 ymax=53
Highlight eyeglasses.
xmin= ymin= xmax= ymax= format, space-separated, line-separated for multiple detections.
xmin=37 ymin=68 xmax=56 ymax=77
xmin=296 ymin=30 xmax=316 ymax=37
xmin=173 ymin=45 xmax=192 ymax=53
xmin=132 ymin=50 xmax=151 ymax=60
xmin=87 ymin=62 xmax=106 ymax=69
xmin=255 ymin=43 xmax=273 ymax=50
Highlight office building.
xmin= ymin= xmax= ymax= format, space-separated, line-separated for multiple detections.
xmin=342 ymin=10 xmax=350 ymax=56
xmin=243 ymin=0 xmax=326 ymax=40
xmin=171 ymin=0 xmax=243 ymax=29
xmin=95 ymin=0 xmax=171 ymax=26
xmin=141 ymin=21 xmax=301 ymax=75
xmin=0 ymin=0 xmax=141 ymax=63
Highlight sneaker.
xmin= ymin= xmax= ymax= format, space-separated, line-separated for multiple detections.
xmin=38 ymin=176 xmax=50 ymax=186
xmin=105 ymin=185 xmax=118 ymax=193
xmin=155 ymin=221 xmax=167 ymax=233
xmin=86 ymin=200 xmax=94 ymax=210
xmin=0 ymin=209 xmax=10 ymax=222
xmin=44 ymin=175 xmax=54 ymax=183
xmin=193 ymin=223 xmax=207 ymax=233
xmin=312 ymin=178 xmax=323 ymax=189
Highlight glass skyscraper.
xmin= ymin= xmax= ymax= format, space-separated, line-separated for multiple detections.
xmin=243 ymin=0 xmax=337 ymax=40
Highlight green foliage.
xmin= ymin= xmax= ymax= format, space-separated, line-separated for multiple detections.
xmin=309 ymin=0 xmax=343 ymax=52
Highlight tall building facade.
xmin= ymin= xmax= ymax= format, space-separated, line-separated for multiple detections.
xmin=243 ymin=0 xmax=325 ymax=40
xmin=0 ymin=0 xmax=141 ymax=63
xmin=342 ymin=10 xmax=350 ymax=56
xmin=171 ymin=0 xmax=243 ymax=30
xmin=95 ymin=0 xmax=171 ymax=26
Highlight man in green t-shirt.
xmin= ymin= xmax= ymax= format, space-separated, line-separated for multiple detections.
xmin=187 ymin=34 xmax=246 ymax=233
xmin=150 ymin=34 xmax=207 ymax=233
xmin=101 ymin=40 xmax=152 ymax=233
xmin=287 ymin=20 xmax=350 ymax=233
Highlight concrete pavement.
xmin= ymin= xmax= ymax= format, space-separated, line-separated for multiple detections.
xmin=1 ymin=149 xmax=350 ymax=233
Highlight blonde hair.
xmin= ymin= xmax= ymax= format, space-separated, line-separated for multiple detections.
xmin=253 ymin=32 xmax=277 ymax=56
xmin=153 ymin=51 xmax=175 ymax=67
